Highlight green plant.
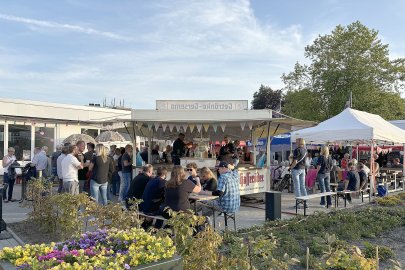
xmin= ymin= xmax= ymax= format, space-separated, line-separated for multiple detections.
xmin=375 ymin=195 xmax=402 ymax=206
xmin=363 ymin=242 xmax=395 ymax=261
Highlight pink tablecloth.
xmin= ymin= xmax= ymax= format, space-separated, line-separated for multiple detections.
xmin=305 ymin=169 xmax=318 ymax=188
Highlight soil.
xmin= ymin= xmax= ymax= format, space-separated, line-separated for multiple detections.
xmin=352 ymin=226 xmax=405 ymax=269
xmin=8 ymin=220 xmax=62 ymax=244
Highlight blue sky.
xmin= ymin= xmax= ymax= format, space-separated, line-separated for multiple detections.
xmin=1 ymin=0 xmax=405 ymax=109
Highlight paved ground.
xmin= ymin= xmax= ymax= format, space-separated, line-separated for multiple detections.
xmin=0 ymin=181 xmax=401 ymax=248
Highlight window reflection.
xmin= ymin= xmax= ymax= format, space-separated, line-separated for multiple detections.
xmin=35 ymin=127 xmax=55 ymax=153
xmin=8 ymin=125 xmax=31 ymax=161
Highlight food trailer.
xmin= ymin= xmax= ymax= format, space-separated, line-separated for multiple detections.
xmin=125 ymin=100 xmax=314 ymax=195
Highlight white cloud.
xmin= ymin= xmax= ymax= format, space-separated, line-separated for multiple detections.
xmin=0 ymin=0 xmax=308 ymax=108
xmin=0 ymin=13 xmax=131 ymax=41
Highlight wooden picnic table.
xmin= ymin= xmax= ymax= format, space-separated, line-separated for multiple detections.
xmin=189 ymin=193 xmax=218 ymax=227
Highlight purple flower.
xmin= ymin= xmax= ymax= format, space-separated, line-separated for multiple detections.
xmin=124 ymin=264 xmax=130 ymax=269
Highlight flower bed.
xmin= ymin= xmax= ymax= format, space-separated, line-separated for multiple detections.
xmin=0 ymin=228 xmax=176 ymax=270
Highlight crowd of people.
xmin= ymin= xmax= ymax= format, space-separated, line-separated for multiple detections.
xmin=289 ymin=138 xmax=403 ymax=207
xmin=2 ymin=133 xmax=242 ymax=227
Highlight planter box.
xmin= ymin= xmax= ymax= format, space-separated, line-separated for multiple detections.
xmin=135 ymin=255 xmax=183 ymax=270
xmin=1 ymin=256 xmax=183 ymax=270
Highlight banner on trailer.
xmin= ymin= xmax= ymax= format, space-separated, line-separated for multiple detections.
xmin=156 ymin=100 xmax=248 ymax=111
xmin=238 ymin=168 xmax=268 ymax=195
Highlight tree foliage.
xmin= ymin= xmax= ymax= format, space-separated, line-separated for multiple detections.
xmin=251 ymin=85 xmax=283 ymax=110
xmin=281 ymin=21 xmax=405 ymax=121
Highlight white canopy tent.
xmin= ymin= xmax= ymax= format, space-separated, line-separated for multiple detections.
xmin=291 ymin=108 xmax=405 ymax=145
xmin=291 ymin=108 xmax=405 ymax=194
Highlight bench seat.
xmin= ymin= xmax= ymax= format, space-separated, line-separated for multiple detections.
xmin=295 ymin=192 xmax=337 ymax=216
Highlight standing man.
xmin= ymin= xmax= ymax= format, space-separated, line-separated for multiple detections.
xmin=76 ymin=141 xmax=89 ymax=193
xmin=51 ymin=145 xmax=62 ymax=180
xmin=119 ymin=144 xmax=133 ymax=202
xmin=56 ymin=145 xmax=69 ymax=193
xmin=217 ymin=136 xmax=236 ymax=165
xmin=172 ymin=133 xmax=186 ymax=165
xmin=31 ymin=146 xmax=49 ymax=178
xmin=61 ymin=145 xmax=83 ymax=195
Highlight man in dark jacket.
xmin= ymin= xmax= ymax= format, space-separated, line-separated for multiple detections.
xmin=171 ymin=133 xmax=186 ymax=165
xmin=126 ymin=164 xmax=153 ymax=208
xmin=140 ymin=166 xmax=168 ymax=214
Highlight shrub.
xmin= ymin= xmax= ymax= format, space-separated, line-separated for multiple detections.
xmin=363 ymin=242 xmax=395 ymax=261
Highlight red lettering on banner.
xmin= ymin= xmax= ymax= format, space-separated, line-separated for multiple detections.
xmin=239 ymin=171 xmax=265 ymax=187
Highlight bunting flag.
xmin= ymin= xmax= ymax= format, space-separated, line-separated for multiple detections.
xmin=175 ymin=124 xmax=181 ymax=132
xmin=181 ymin=124 xmax=188 ymax=132
xmin=136 ymin=122 xmax=143 ymax=131
xmin=196 ymin=124 xmax=202 ymax=133
xmin=240 ymin=122 xmax=246 ymax=131
xmin=189 ymin=124 xmax=195 ymax=133
xmin=147 ymin=123 xmax=153 ymax=131
xmin=248 ymin=122 xmax=253 ymax=130
xmin=168 ymin=124 xmax=175 ymax=132
xmin=161 ymin=123 xmax=168 ymax=131
xmin=212 ymin=124 xmax=218 ymax=133
xmin=203 ymin=124 xmax=210 ymax=132
xmin=154 ymin=122 xmax=161 ymax=132
xmin=220 ymin=123 xmax=226 ymax=132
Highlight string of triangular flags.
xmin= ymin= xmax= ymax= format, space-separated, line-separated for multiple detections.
xmin=143 ymin=122 xmax=255 ymax=133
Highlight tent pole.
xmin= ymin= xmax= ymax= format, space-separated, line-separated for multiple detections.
xmin=266 ymin=121 xmax=271 ymax=167
xmin=370 ymin=140 xmax=375 ymax=196
xmin=403 ymin=143 xmax=405 ymax=190
xmin=132 ymin=122 xmax=137 ymax=167
xmin=252 ymin=127 xmax=257 ymax=166
xmin=147 ymin=130 xmax=152 ymax=164
xmin=356 ymin=144 xmax=359 ymax=161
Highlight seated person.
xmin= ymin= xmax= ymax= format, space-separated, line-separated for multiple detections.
xmin=140 ymin=167 xmax=168 ymax=214
xmin=199 ymin=167 xmax=217 ymax=192
xmin=330 ymin=159 xmax=341 ymax=183
xmin=338 ymin=162 xmax=360 ymax=203
xmin=126 ymin=164 xmax=153 ymax=208
xmin=201 ymin=161 xmax=241 ymax=215
xmin=391 ymin=158 xmax=402 ymax=168
xmin=186 ymin=162 xmax=200 ymax=185
xmin=162 ymin=165 xmax=201 ymax=218
xmin=357 ymin=163 xmax=368 ymax=190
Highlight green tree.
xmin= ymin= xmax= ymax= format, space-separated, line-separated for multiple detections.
xmin=281 ymin=21 xmax=405 ymax=121
xmin=251 ymin=85 xmax=283 ymax=110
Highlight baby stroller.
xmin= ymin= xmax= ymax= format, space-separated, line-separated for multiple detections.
xmin=273 ymin=162 xmax=293 ymax=192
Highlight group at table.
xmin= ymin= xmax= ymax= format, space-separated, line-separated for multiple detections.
xmin=125 ymin=161 xmax=241 ymax=228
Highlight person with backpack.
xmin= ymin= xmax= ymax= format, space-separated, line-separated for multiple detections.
xmin=289 ymin=138 xmax=308 ymax=199
xmin=2 ymin=147 xmax=17 ymax=202
xmin=316 ymin=146 xmax=333 ymax=207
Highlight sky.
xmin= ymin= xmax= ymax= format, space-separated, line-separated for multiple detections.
xmin=1 ymin=0 xmax=405 ymax=109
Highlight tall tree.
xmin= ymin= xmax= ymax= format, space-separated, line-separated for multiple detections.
xmin=251 ymin=85 xmax=283 ymax=110
xmin=281 ymin=21 xmax=405 ymax=121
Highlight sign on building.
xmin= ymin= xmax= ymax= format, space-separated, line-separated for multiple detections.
xmin=156 ymin=100 xmax=248 ymax=111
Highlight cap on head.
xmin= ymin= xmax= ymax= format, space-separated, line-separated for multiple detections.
xmin=218 ymin=161 xmax=229 ymax=168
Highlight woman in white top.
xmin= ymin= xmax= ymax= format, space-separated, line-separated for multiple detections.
xmin=2 ymin=147 xmax=17 ymax=202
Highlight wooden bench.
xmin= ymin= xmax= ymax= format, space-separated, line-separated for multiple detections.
xmin=336 ymin=188 xmax=370 ymax=207
xmin=138 ymin=212 xmax=168 ymax=227
xmin=295 ymin=192 xmax=337 ymax=216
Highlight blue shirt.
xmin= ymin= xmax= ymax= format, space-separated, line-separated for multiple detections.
xmin=141 ymin=176 xmax=166 ymax=214
xmin=217 ymin=170 xmax=240 ymax=213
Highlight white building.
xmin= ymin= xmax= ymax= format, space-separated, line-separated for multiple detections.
xmin=0 ymin=97 xmax=132 ymax=165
